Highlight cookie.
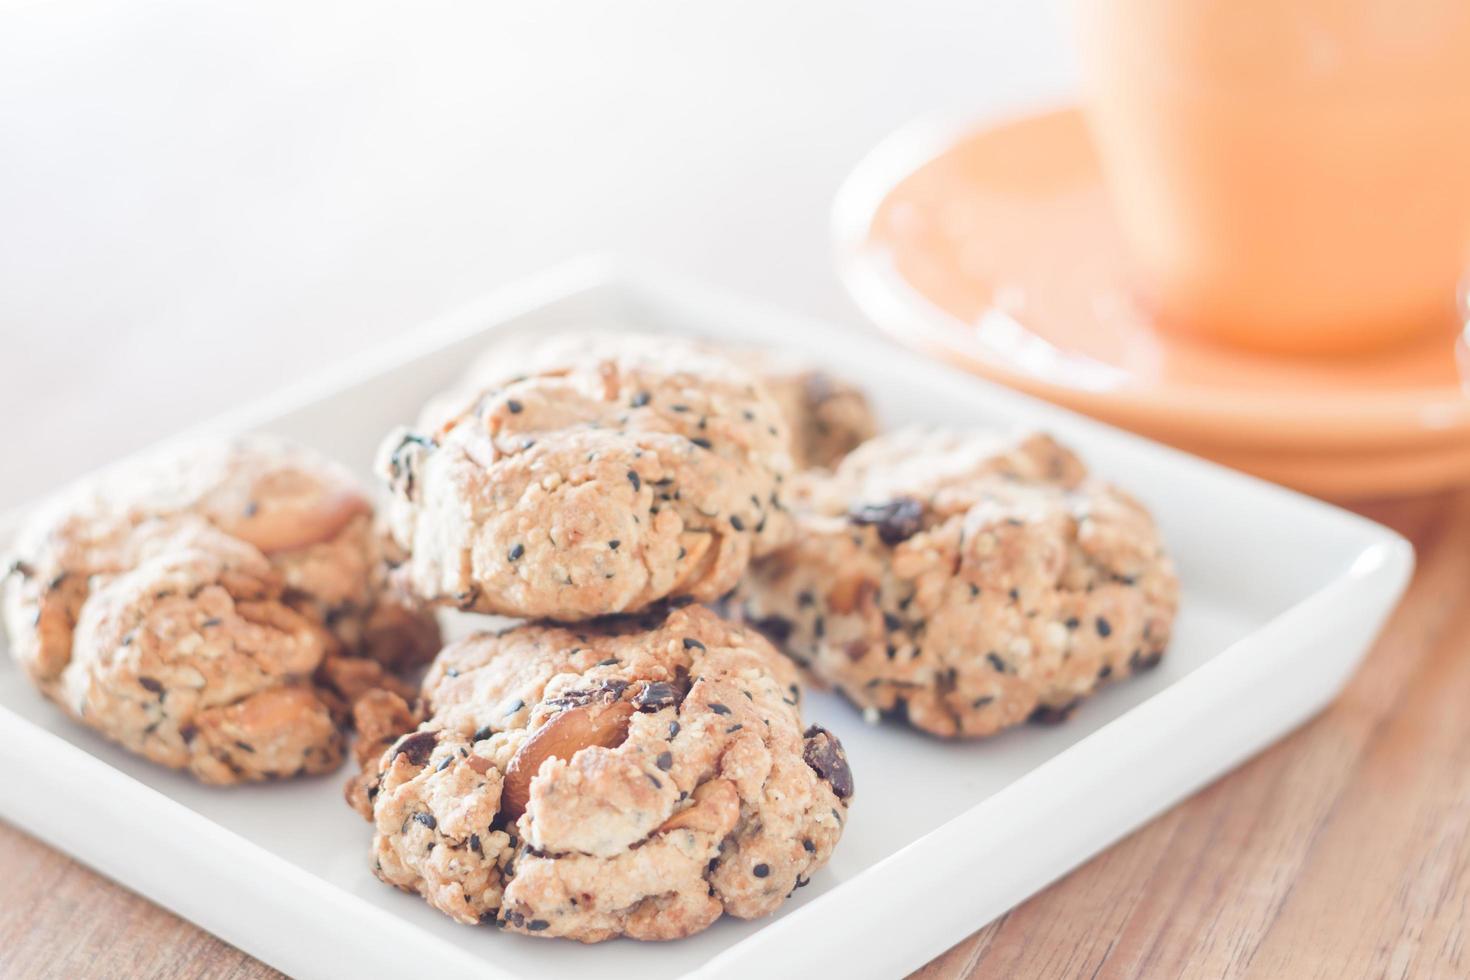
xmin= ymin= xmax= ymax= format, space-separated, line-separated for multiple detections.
xmin=732 ymin=428 xmax=1178 ymax=738
xmin=378 ymin=333 xmax=796 ymax=621
xmin=722 ymin=348 xmax=877 ymax=470
xmin=350 ymin=603 xmax=853 ymax=942
xmin=1 ymin=435 xmax=441 ymax=784
xmin=427 ymin=334 xmax=877 ymax=474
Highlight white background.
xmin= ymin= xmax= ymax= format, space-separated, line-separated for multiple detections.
xmin=0 ymin=0 xmax=1075 ymax=506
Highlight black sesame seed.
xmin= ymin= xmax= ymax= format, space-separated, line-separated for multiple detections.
xmin=630 ymin=391 xmax=651 ymax=407
xmin=882 ymin=612 xmax=902 ymax=632
xmin=802 ymin=838 xmax=816 ymax=853
xmin=527 ymin=919 xmax=550 ymax=932
xmin=683 ymin=638 xmax=706 ymax=651
xmin=814 ymin=616 xmax=826 ymax=639
xmin=506 ymin=399 xmax=523 ymax=414
xmin=668 ymin=721 xmax=681 ymax=739
xmin=969 ymin=584 xmax=980 ymax=598
xmin=656 ymin=750 xmax=673 ymax=771
xmin=436 ymin=756 xmax=453 ymax=772
xmin=647 ymin=773 xmax=663 ymax=789
xmin=753 ymin=615 xmax=793 ymax=645
xmin=753 ymin=863 xmax=770 ymax=878
xmin=608 ymin=540 xmax=620 ymax=551
xmin=597 ymin=657 xmax=619 ymax=667
xmin=508 ymin=543 xmax=525 ymax=562
xmin=1098 ymin=664 xmax=1113 ymax=680
xmin=1066 ymin=617 xmax=1081 ymax=630
xmin=505 ymin=698 xmax=524 ymax=714
xmin=627 ymin=470 xmax=641 ymax=492
xmin=690 ymin=437 xmax=712 ymax=449
xmin=472 ymin=725 xmax=493 ymax=742
xmin=1009 ymin=588 xmax=1020 ymax=602
xmin=986 ymin=652 xmax=1007 ymax=673
xmin=413 ymin=812 xmax=437 ymax=829
xmin=972 ymin=695 xmax=995 ymax=708
xmin=470 ymin=833 xmax=482 ymax=853
xmin=730 ymin=514 xmax=745 ymax=531
xmin=1096 ymin=617 xmax=1113 ymax=638
xmin=726 ymin=723 xmax=743 ymax=733
xmin=709 ymin=702 xmax=731 ymax=715
xmin=234 ymin=740 xmax=255 ymax=753
xmin=797 ymin=591 xmax=815 ymax=608
xmin=201 ymin=617 xmax=221 ymax=628
xmin=138 ymin=677 xmax=164 ymax=695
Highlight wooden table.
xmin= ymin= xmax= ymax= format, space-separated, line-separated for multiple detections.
xmin=3 ymin=491 xmax=1466 ymax=979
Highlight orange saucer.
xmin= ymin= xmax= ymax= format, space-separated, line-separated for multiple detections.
xmin=834 ymin=107 xmax=1470 ymax=498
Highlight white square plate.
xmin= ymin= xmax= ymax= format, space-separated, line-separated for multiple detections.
xmin=0 ymin=260 xmax=1412 ymax=979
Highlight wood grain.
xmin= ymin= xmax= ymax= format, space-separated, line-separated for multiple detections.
xmin=1 ymin=492 xmax=1465 ymax=980
xmin=0 ymin=821 xmax=283 ymax=980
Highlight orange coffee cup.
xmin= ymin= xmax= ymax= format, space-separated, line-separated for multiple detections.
xmin=1075 ymin=0 xmax=1470 ymax=354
